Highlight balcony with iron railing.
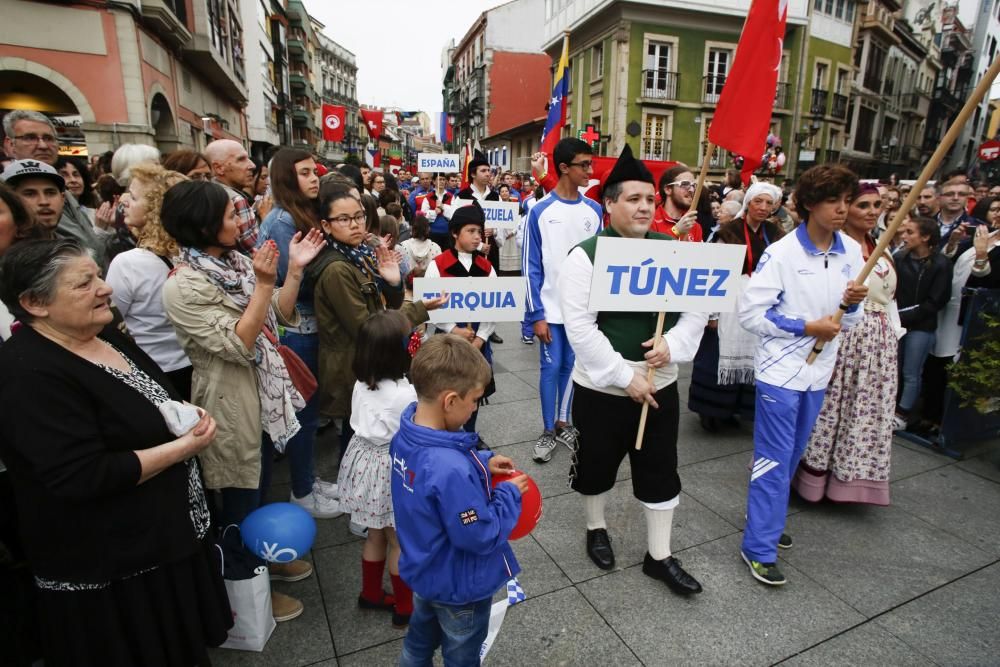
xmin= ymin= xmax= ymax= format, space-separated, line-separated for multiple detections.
xmin=641 ymin=70 xmax=680 ymax=101
xmin=774 ymin=82 xmax=791 ymax=110
xmin=703 ymin=142 xmax=730 ymax=169
xmin=703 ymin=75 xmax=726 ymax=104
xmin=810 ymin=88 xmax=829 ymax=116
xmin=831 ymin=93 xmax=848 ymax=119
xmin=932 ymin=85 xmax=962 ymax=111
xmin=640 ymin=138 xmax=671 ymax=162
xmin=899 ymin=91 xmax=931 ymax=117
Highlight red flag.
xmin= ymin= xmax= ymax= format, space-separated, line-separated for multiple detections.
xmin=360 ymin=109 xmax=383 ymax=141
xmin=322 ymin=104 xmax=345 ymax=142
xmin=708 ymin=0 xmax=788 ymax=185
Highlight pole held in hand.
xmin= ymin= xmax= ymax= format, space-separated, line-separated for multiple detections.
xmin=635 ymin=144 xmax=715 ymax=449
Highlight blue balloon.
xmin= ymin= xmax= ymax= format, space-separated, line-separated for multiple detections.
xmin=241 ymin=502 xmax=317 ymax=563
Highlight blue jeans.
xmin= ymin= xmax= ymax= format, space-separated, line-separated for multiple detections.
xmin=399 ymin=594 xmax=492 ymax=667
xmin=538 ymin=323 xmax=574 ymax=431
xmin=742 ymin=382 xmax=826 ymax=564
xmin=898 ymin=330 xmax=936 ymax=412
xmin=283 ymin=331 xmax=319 ymax=498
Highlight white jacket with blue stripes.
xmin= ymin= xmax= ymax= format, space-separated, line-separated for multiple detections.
xmin=738 ymin=223 xmax=865 ymax=392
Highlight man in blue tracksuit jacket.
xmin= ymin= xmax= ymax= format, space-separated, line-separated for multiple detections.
xmin=737 ymin=165 xmax=868 ymax=586
xmin=391 ymin=335 xmax=527 ymax=665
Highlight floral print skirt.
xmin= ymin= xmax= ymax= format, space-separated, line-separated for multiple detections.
xmin=793 ymin=310 xmax=897 ymax=506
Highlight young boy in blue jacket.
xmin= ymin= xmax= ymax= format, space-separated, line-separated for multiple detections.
xmin=738 ymin=164 xmax=868 ymax=587
xmin=391 ymin=334 xmax=529 ymax=666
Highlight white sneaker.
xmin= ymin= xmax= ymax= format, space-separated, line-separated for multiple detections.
xmin=313 ymin=478 xmax=339 ymax=499
xmin=290 ymin=490 xmax=343 ymax=519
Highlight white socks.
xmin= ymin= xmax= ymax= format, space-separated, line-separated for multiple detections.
xmin=644 ymin=506 xmax=674 ymax=561
xmin=583 ymin=492 xmax=608 ymax=530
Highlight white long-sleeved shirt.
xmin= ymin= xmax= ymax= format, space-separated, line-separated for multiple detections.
xmin=522 ymin=191 xmax=603 ymax=324
xmin=349 ymin=378 xmax=416 ymax=446
xmin=558 ymin=245 xmax=709 ymax=396
xmin=423 ymin=250 xmax=497 ymax=342
xmin=738 ymin=223 xmax=865 ymax=391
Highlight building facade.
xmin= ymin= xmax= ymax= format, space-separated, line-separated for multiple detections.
xmin=242 ymin=0 xmax=289 ymax=161
xmin=446 ymin=0 xmax=551 ymax=172
xmin=541 ymin=0 xmax=810 ymax=178
xmin=314 ymin=29 xmax=358 ymax=162
xmin=1 ymin=0 xmax=248 ymax=155
xmin=948 ymin=0 xmax=1000 ymax=173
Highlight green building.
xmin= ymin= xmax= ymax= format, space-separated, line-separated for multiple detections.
xmin=541 ymin=0 xmax=839 ymax=179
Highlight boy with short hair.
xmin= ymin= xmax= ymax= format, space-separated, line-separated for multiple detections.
xmin=392 ymin=335 xmax=528 ymax=666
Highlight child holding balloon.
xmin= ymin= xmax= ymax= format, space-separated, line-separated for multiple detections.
xmin=335 ymin=310 xmax=423 ymax=628
xmin=391 ymin=334 xmax=529 ymax=666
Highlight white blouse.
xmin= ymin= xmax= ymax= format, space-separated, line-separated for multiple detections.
xmin=349 ymin=378 xmax=417 ymax=446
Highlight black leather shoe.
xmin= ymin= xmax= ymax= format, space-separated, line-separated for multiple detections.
xmin=489 ymin=332 xmax=504 ymax=344
xmin=586 ymin=529 xmax=615 ymax=570
xmin=642 ymin=553 xmax=703 ymax=595
xmin=699 ymin=415 xmax=719 ymax=433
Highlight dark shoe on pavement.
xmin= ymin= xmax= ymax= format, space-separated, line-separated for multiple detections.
xmin=489 ymin=332 xmax=504 ymax=344
xmin=699 ymin=415 xmax=719 ymax=433
xmin=521 ymin=334 xmax=534 ymax=345
xmin=778 ymin=533 xmax=793 ymax=550
xmin=642 ymin=553 xmax=703 ymax=595
xmin=358 ymin=591 xmax=396 ymax=611
xmin=391 ymin=612 xmax=411 ymax=629
xmin=586 ymin=528 xmax=615 ymax=570
xmin=741 ymin=551 xmax=787 ymax=586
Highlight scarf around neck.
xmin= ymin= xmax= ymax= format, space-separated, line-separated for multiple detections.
xmin=179 ymin=246 xmax=303 ymax=449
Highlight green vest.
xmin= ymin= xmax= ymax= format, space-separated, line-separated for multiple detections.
xmin=577 ymin=227 xmax=681 ymax=362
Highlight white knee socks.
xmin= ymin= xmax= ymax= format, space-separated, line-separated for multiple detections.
xmin=643 ymin=506 xmax=674 ymax=561
xmin=583 ymin=492 xmax=608 ymax=530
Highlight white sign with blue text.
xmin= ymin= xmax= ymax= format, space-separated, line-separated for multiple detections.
xmin=479 ymin=201 xmax=521 ymax=233
xmin=414 ymin=277 xmax=527 ymax=323
xmin=417 ymin=153 xmax=461 ymax=172
xmin=588 ymin=237 xmax=746 ymax=313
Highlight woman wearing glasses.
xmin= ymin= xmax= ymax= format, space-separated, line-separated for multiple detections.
xmin=652 ymin=165 xmax=703 ymax=242
xmin=308 ymin=187 xmax=445 ymax=460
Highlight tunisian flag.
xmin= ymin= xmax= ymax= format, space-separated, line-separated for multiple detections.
xmin=322 ymin=104 xmax=345 ymax=142
xmin=360 ymin=108 xmax=383 ymax=141
xmin=708 ymin=0 xmax=788 ymax=185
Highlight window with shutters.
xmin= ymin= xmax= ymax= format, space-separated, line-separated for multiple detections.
xmin=705 ymin=48 xmax=732 ymax=103
xmin=641 ymin=112 xmax=671 ymax=161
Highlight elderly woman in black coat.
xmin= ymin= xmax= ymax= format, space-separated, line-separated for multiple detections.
xmin=0 ymin=238 xmax=231 ymax=666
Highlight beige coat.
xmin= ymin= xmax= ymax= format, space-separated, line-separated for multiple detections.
xmin=162 ymin=266 xmax=299 ymax=490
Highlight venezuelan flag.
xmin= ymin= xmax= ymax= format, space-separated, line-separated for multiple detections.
xmin=540 ymin=34 xmax=570 ymax=155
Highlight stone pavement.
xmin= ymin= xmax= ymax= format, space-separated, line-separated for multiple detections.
xmin=210 ymin=322 xmax=1000 ymax=667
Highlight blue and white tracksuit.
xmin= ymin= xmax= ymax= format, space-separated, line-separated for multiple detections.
xmin=738 ymin=223 xmax=864 ymax=563
xmin=522 ymin=191 xmax=603 ymax=431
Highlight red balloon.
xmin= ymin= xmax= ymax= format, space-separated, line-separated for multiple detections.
xmin=491 ymin=471 xmax=542 ymax=540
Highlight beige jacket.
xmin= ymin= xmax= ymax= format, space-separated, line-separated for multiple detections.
xmin=163 ymin=266 xmax=299 ymax=490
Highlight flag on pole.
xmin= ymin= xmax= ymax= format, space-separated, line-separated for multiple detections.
xmin=460 ymin=139 xmax=473 ymax=189
xmin=708 ymin=0 xmax=788 ymax=185
xmin=365 ymin=145 xmax=381 ymax=169
xmin=540 ymin=33 xmax=570 ymax=155
xmin=361 ymin=108 xmax=383 ymax=141
xmin=438 ymin=112 xmax=453 ymax=143
xmin=322 ymin=104 xmax=345 ymax=142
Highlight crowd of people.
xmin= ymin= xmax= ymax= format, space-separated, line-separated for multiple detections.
xmin=0 ymin=106 xmax=998 ymax=666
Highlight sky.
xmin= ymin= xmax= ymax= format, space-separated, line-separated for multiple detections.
xmin=306 ymin=0 xmax=997 ymax=114
xmin=305 ymin=0 xmax=506 ymax=115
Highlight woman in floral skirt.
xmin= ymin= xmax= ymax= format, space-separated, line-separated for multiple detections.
xmin=791 ymin=183 xmax=905 ymax=505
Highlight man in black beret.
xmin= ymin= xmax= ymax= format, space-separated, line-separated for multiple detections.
xmin=556 ymin=144 xmax=709 ymax=595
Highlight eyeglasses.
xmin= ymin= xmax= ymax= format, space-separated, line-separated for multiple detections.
xmin=567 ymin=160 xmax=593 ymax=170
xmin=668 ymin=180 xmax=696 ymax=190
xmin=14 ymin=134 xmax=59 ymax=146
xmin=327 ymin=212 xmax=366 ymax=226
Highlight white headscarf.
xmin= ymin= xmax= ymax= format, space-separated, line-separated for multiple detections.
xmin=738 ymin=182 xmax=782 ymax=219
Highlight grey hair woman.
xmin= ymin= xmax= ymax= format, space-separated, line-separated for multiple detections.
xmin=0 ymin=238 xmax=231 ymax=666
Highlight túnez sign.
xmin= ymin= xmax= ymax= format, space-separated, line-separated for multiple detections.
xmin=588 ymin=237 xmax=745 ymax=313
xmin=417 ymin=153 xmax=461 ymax=172
xmin=414 ymin=277 xmax=527 ymax=323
